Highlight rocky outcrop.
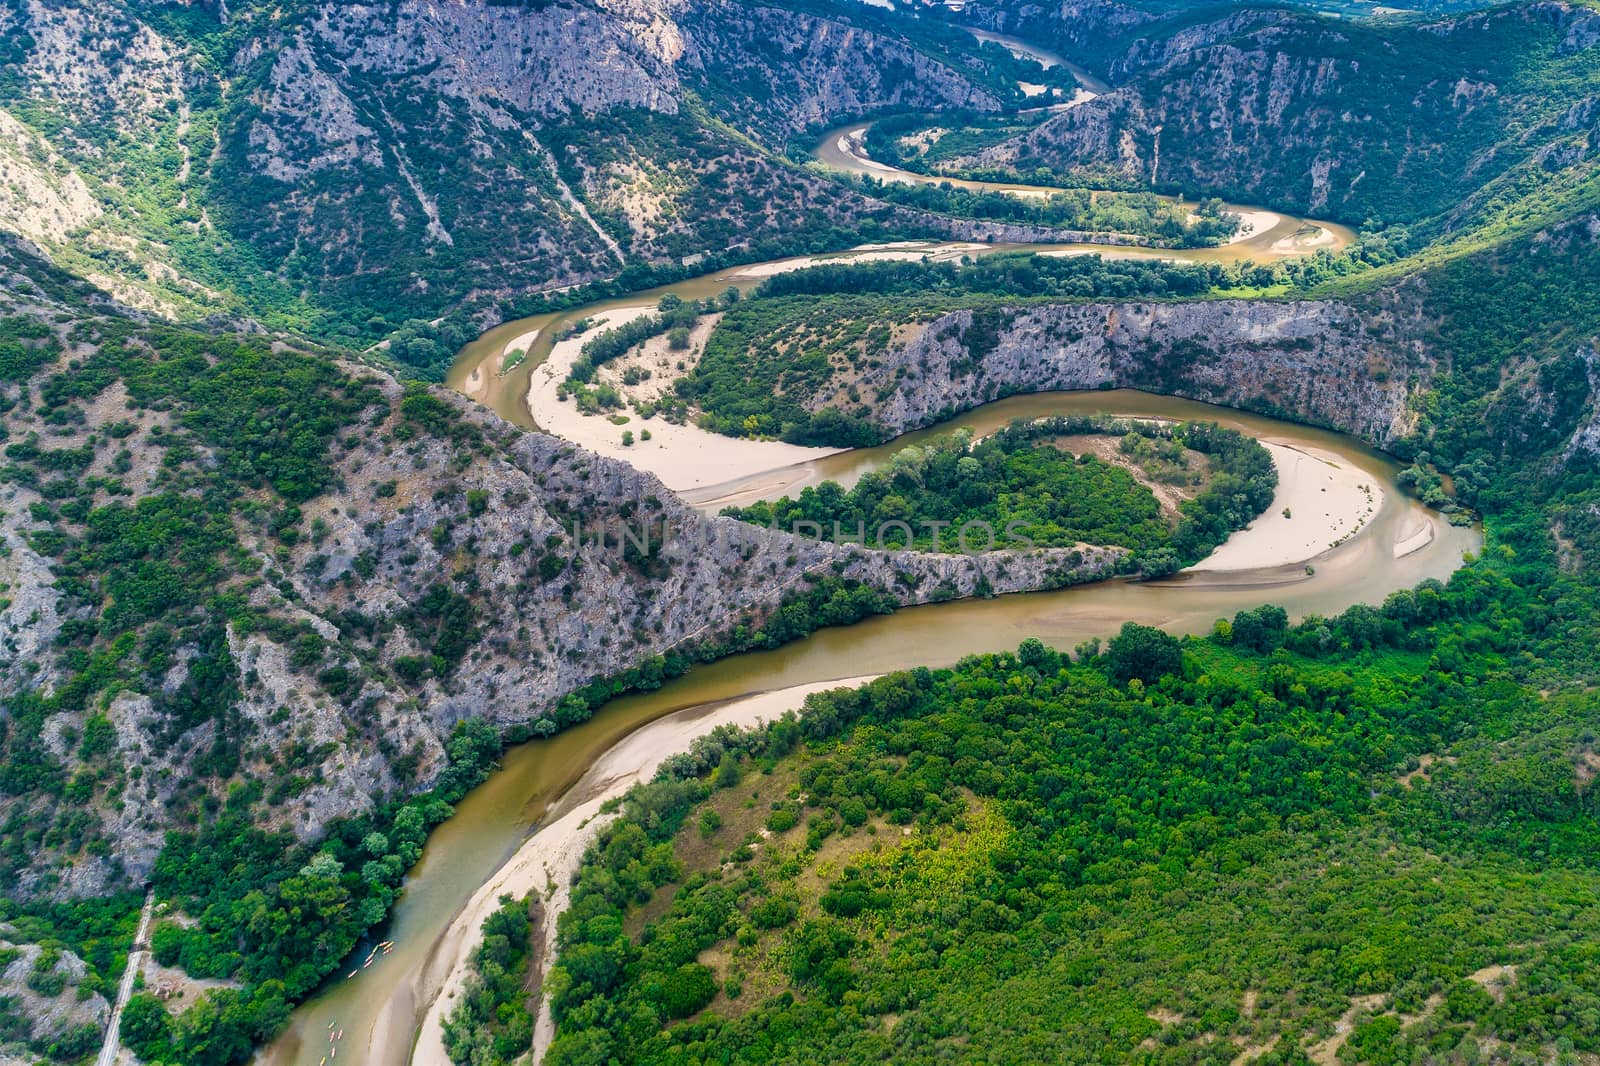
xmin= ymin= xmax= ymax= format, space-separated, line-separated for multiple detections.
xmin=0 ymin=325 xmax=1117 ymax=897
xmin=677 ymin=3 xmax=1002 ymax=142
xmin=0 ymin=111 xmax=101 ymax=246
xmin=0 ymin=933 xmax=109 ymax=1054
xmin=814 ymin=298 xmax=1432 ymax=446
xmin=0 ymin=0 xmax=1023 ymax=331
xmin=225 ymin=376 xmax=1118 ymax=857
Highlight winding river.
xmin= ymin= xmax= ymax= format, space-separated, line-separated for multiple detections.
xmin=265 ymin=49 xmax=1446 ymax=1066
xmin=260 ymin=378 xmax=1477 ymax=1066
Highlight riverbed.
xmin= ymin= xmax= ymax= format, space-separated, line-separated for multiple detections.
xmin=260 ymin=380 xmax=1476 ymax=1066
xmin=271 ymin=75 xmax=1439 ymax=1066
xmin=447 ymin=130 xmax=1354 ymax=434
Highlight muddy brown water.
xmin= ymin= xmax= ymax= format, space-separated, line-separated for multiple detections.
xmin=446 ymin=117 xmax=1356 ymax=434
xmin=271 ymin=187 xmax=1440 ymax=1065
xmin=260 ymin=383 xmax=1476 ymax=1066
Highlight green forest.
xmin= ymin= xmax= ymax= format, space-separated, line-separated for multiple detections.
xmin=674 ymin=247 xmax=1419 ymax=448
xmin=543 ymin=620 xmax=1600 ymax=1066
xmin=724 ymin=418 xmax=1275 ymax=575
xmin=3 ymin=0 xmax=1600 ymax=1062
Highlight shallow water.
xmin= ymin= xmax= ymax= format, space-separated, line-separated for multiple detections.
xmin=259 ymin=383 xmax=1476 ymax=1066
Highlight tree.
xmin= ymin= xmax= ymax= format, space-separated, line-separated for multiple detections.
xmin=1232 ymin=605 xmax=1289 ymax=653
xmin=120 ymin=993 xmax=174 ymax=1061
xmin=1105 ymin=622 xmax=1182 ymax=685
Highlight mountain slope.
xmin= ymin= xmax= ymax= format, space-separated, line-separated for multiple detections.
xmin=952 ymin=1 xmax=1600 ymax=234
xmin=0 ymin=235 xmax=1115 ymax=900
xmin=0 ymin=0 xmax=1024 ymax=349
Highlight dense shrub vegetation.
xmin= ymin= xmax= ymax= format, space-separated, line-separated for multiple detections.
xmin=673 ymin=246 xmax=1425 ymax=447
xmin=442 ymin=896 xmax=538 ymax=1065
xmin=839 ymin=172 xmax=1240 ymax=247
xmin=3 ymin=0 xmax=1600 ymax=1060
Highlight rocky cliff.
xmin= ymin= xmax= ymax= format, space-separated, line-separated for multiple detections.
xmin=0 ymin=0 xmax=1026 ymax=341
xmin=811 ymin=296 xmax=1431 ymax=445
xmin=785 ymin=212 xmax=1600 ymax=471
xmin=0 ymin=931 xmax=109 ymax=1059
xmin=0 ymin=245 xmax=1117 ymax=898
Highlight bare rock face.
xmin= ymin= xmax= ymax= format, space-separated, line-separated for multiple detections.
xmin=676 ymin=2 xmax=1001 ymax=142
xmin=815 ymin=298 xmax=1431 ymax=446
xmin=0 ymin=111 xmax=102 ymax=247
xmin=0 ymin=342 xmax=1115 ymax=897
xmin=0 ymin=936 xmax=110 ymax=1054
xmin=1 ymin=0 xmax=1013 ymax=327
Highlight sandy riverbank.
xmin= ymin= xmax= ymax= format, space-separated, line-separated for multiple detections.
xmin=1392 ymin=513 xmax=1438 ymax=559
xmin=1223 ymin=209 xmax=1282 ymax=245
xmin=1193 ymin=441 xmax=1385 ymax=573
xmin=460 ymin=329 xmax=540 ymax=403
xmin=728 ymin=241 xmax=988 ymax=279
xmin=525 ymin=305 xmax=845 ymax=491
xmin=502 ymin=328 xmax=540 ymax=364
xmin=534 ymin=330 xmax=1392 ymax=570
xmin=411 ymin=677 xmax=880 ymax=1066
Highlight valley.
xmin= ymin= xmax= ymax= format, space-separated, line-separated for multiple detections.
xmin=260 ymin=389 xmax=1473 ymax=1066
xmin=1 ymin=0 xmax=1599 ymax=1064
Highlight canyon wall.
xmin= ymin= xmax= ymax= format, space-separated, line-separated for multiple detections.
xmin=814 ymin=297 xmax=1432 ymax=446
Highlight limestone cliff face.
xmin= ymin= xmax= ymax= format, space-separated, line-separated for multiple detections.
xmin=1 ymin=0 xmax=1017 ymax=329
xmin=0 ymin=932 xmax=109 ymax=1052
xmin=201 ymin=377 xmax=1116 ymax=877
xmin=0 ymin=334 xmax=1115 ymax=898
xmin=813 ymin=298 xmax=1431 ymax=446
xmin=676 ymin=3 xmax=1001 ymax=142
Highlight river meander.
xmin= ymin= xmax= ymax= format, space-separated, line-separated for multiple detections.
xmin=261 ymin=378 xmax=1477 ymax=1066
xmin=268 ymin=67 xmax=1452 ymax=1066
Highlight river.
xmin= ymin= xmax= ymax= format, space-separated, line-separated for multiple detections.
xmin=448 ymin=102 xmax=1354 ymax=434
xmin=964 ymin=26 xmax=1113 ymax=94
xmin=260 ymin=382 xmax=1477 ymax=1066
xmin=268 ymin=63 xmax=1430 ymax=1066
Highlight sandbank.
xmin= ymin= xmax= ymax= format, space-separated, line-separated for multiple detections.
xmin=1192 ymin=441 xmax=1385 ymax=572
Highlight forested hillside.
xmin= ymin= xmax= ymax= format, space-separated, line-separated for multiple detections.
xmin=0 ymin=0 xmax=1031 ymax=356
xmin=0 ymin=233 xmax=1123 ymax=1056
xmin=543 ymin=630 xmax=1600 ymax=1065
xmin=3 ymin=0 xmax=1600 ymax=1063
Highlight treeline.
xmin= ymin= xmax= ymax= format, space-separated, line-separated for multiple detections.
xmin=1000 ymin=417 xmax=1278 ymax=573
xmin=724 ymin=424 xmax=1168 ymax=555
xmin=842 ymin=174 xmax=1240 ymax=247
xmin=753 ymin=250 xmax=1228 ymax=301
